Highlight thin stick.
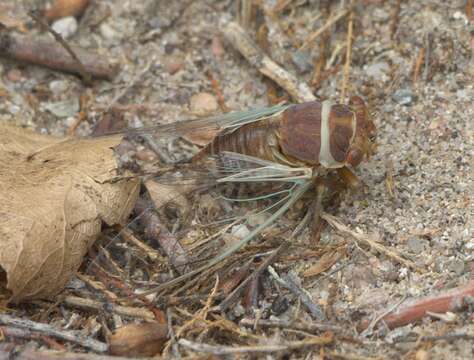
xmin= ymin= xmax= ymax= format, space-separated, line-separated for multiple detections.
xmin=223 ymin=22 xmax=315 ymax=103
xmin=0 ymin=314 xmax=108 ymax=353
xmin=219 ymin=244 xmax=285 ymax=311
xmin=240 ymin=317 xmax=343 ymax=333
xmin=62 ymin=296 xmax=155 ymax=321
xmin=0 ymin=347 xmax=132 ymax=360
xmin=321 ymin=213 xmax=419 ymax=271
xmin=29 ymin=10 xmax=92 ymax=84
xmin=299 ymin=9 xmax=350 ymax=51
xmin=178 ymin=335 xmax=332 ymax=355
xmin=0 ymin=33 xmax=117 ymax=80
xmin=268 ymin=266 xmax=325 ymax=320
xmin=389 ymin=0 xmax=402 ymax=40
xmin=340 ymin=1 xmax=354 ymax=103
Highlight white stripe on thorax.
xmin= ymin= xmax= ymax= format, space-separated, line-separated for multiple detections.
xmin=319 ymin=100 xmax=345 ymax=168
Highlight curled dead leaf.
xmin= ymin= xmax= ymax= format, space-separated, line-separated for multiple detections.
xmin=44 ymin=0 xmax=90 ymax=22
xmin=108 ymin=322 xmax=168 ymax=357
xmin=0 ymin=125 xmax=139 ymax=302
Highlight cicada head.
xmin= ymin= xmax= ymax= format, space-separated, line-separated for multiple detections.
xmin=345 ymin=96 xmax=376 ymax=168
xmin=278 ymin=97 xmax=376 ymax=169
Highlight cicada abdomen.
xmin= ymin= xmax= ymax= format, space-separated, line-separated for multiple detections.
xmin=194 ymin=96 xmax=376 ymax=172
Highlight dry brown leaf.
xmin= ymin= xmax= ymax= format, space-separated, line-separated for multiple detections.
xmin=0 ymin=125 xmax=139 ymax=302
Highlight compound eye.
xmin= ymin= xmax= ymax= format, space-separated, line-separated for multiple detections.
xmin=346 ymin=148 xmax=363 ymax=167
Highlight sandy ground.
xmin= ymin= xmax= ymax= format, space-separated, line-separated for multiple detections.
xmin=0 ymin=0 xmax=473 ymax=358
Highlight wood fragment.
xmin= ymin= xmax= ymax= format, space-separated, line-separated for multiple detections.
xmin=467 ymin=0 xmax=473 ymax=21
xmin=321 ymin=213 xmax=419 ymax=271
xmin=358 ymin=280 xmax=474 ymax=331
xmin=412 ymin=46 xmax=425 ymax=84
xmin=268 ymin=266 xmax=325 ymax=320
xmin=134 ymin=197 xmax=190 ymax=274
xmin=240 ymin=318 xmax=344 ymax=333
xmin=299 ymin=9 xmax=349 ymax=51
xmin=223 ymin=21 xmax=315 ymax=103
xmin=0 ymin=347 xmax=132 ymax=360
xmin=219 ymin=245 xmax=284 ymax=312
xmin=0 ymin=32 xmax=117 ymax=80
xmin=0 ymin=314 xmax=108 ymax=353
xmin=178 ymin=334 xmax=333 ymax=355
xmin=63 ymin=296 xmax=155 ymax=321
xmin=340 ymin=1 xmax=354 ymax=103
xmin=29 ymin=10 xmax=92 ymax=84
xmin=389 ymin=0 xmax=402 ymax=40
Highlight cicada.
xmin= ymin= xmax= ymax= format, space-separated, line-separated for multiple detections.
xmin=98 ymin=96 xmax=376 ymax=292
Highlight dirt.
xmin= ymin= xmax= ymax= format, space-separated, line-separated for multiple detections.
xmin=0 ymin=0 xmax=473 ymax=359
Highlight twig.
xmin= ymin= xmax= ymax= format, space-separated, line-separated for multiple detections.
xmin=62 ymin=295 xmax=155 ymax=321
xmin=240 ymin=318 xmax=344 ymax=333
xmin=321 ymin=213 xmax=418 ymax=271
xmin=467 ymin=0 xmax=473 ymax=21
xmin=223 ymin=21 xmax=315 ymax=103
xmin=389 ymin=0 xmax=402 ymax=40
xmin=0 ymin=32 xmax=117 ymax=80
xmin=360 ymin=295 xmax=407 ymax=337
xmin=178 ymin=335 xmax=332 ymax=355
xmin=268 ymin=266 xmax=325 ymax=320
xmin=299 ymin=9 xmax=350 ymax=51
xmin=340 ymin=1 xmax=354 ymax=103
xmin=422 ymin=32 xmax=432 ymax=82
xmin=134 ymin=198 xmax=189 ymax=274
xmin=219 ymin=245 xmax=285 ymax=311
xmin=0 ymin=314 xmax=108 ymax=353
xmin=358 ymin=280 xmax=474 ymax=331
xmin=412 ymin=46 xmax=425 ymax=84
xmin=29 ymin=10 xmax=92 ymax=84
xmin=0 ymin=347 xmax=131 ymax=360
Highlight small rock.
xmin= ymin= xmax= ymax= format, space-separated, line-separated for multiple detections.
xmin=447 ymin=259 xmax=465 ymax=275
xmin=392 ymin=89 xmax=415 ymax=106
xmin=271 ymin=296 xmax=289 ymax=315
xmin=231 ymin=224 xmax=250 ymax=240
xmin=189 ymin=92 xmax=218 ymax=116
xmin=5 ymin=69 xmax=23 ymax=82
xmin=163 ymin=56 xmax=184 ymax=75
xmin=49 ymin=80 xmax=70 ymax=94
xmin=42 ymin=98 xmax=80 ymax=117
xmin=406 ymin=237 xmax=428 ymax=253
xmin=211 ymin=36 xmax=225 ymax=59
xmin=291 ymin=50 xmax=313 ymax=74
xmin=51 ymin=16 xmax=78 ymax=39
xmin=100 ymin=23 xmax=120 ymax=41
xmin=365 ymin=61 xmax=389 ymax=80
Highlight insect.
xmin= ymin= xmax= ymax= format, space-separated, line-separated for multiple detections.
xmin=98 ymin=96 xmax=376 ymax=293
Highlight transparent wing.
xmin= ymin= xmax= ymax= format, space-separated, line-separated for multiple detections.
xmin=93 ymin=103 xmax=290 ymax=139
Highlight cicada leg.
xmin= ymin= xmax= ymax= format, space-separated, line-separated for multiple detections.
xmin=291 ymin=181 xmax=328 ymax=240
xmin=337 ymin=166 xmax=361 ymax=190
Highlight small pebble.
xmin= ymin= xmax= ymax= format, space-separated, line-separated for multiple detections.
xmin=51 ymin=16 xmax=78 ymax=39
xmin=42 ymin=98 xmax=80 ymax=118
xmin=392 ymin=89 xmax=415 ymax=106
xmin=447 ymin=259 xmax=465 ymax=275
xmin=49 ymin=80 xmax=70 ymax=95
xmin=5 ymin=69 xmax=23 ymax=82
xmin=231 ymin=224 xmax=250 ymax=240
xmin=365 ymin=61 xmax=389 ymax=80
xmin=100 ymin=23 xmax=120 ymax=40
xmin=291 ymin=51 xmax=313 ymax=74
xmin=406 ymin=237 xmax=428 ymax=253
xmin=164 ymin=56 xmax=184 ymax=75
xmin=189 ymin=92 xmax=218 ymax=116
